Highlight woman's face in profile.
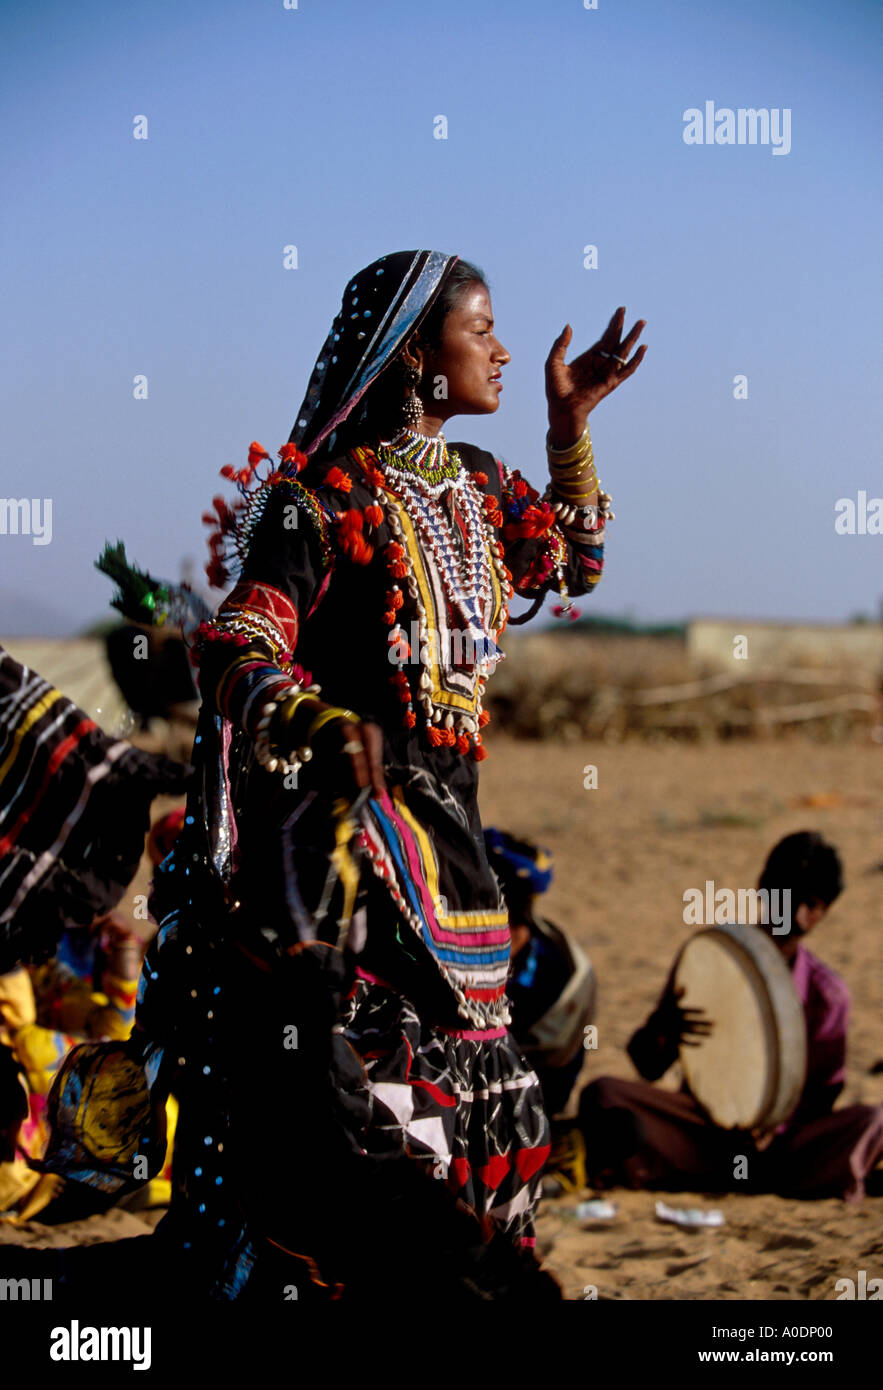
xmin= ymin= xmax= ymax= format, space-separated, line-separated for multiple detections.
xmin=420 ymin=283 xmax=510 ymax=420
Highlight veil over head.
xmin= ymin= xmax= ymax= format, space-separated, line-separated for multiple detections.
xmin=288 ymin=250 xmax=459 ymax=456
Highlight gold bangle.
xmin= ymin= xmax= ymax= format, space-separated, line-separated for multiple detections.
xmin=549 ymin=458 xmax=594 ymax=481
xmin=550 ymin=447 xmax=594 ymax=469
xmin=546 ymin=424 xmax=592 ymax=463
xmin=306 ymin=706 xmax=361 ymax=743
xmin=278 ymin=690 xmax=322 ymax=724
xmin=553 ymin=478 xmax=599 ymax=500
xmin=550 ymin=467 xmax=595 ymax=489
xmin=552 ymin=465 xmax=598 ymax=484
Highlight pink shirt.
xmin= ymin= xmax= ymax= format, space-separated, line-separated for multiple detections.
xmin=788 ymin=943 xmax=850 ymax=1124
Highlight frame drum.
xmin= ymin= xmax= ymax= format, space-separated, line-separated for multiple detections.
xmin=673 ymin=923 xmax=807 ymax=1130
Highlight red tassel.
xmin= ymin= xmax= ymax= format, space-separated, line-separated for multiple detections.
xmin=350 ymin=536 xmax=374 ymax=565
xmin=427 ymin=726 xmax=445 ymax=747
xmin=326 ymin=466 xmax=353 ymax=493
xmin=478 ymin=709 xmax=491 ymax=728
xmin=404 ymin=709 xmax=417 ymax=729
xmin=456 ymin=733 xmax=470 ymax=755
xmin=278 ymin=444 xmax=308 ymax=471
xmin=472 ymin=742 xmax=488 ymax=761
xmin=473 ymin=471 xmax=488 ymax=486
xmin=390 ymin=561 xmax=408 ymax=578
xmin=364 ymin=504 xmax=384 ymax=527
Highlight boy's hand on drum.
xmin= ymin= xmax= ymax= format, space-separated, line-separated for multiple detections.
xmin=750 ymin=1126 xmax=776 ymax=1151
xmin=654 ymin=985 xmax=714 ymax=1048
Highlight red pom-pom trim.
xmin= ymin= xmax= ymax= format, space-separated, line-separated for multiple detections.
xmin=326 ymin=466 xmax=353 ymax=493
xmin=278 ymin=444 xmax=308 ymax=471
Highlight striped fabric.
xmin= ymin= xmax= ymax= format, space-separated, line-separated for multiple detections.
xmin=0 ymin=646 xmax=189 ymax=971
xmin=358 ymin=788 xmax=511 ymax=1028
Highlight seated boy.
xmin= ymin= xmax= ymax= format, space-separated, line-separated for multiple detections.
xmin=575 ymin=831 xmax=883 ymax=1202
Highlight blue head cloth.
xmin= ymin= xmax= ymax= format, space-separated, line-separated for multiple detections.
xmin=288 ymin=250 xmax=458 ymax=457
xmin=484 ymin=828 xmax=554 ymax=897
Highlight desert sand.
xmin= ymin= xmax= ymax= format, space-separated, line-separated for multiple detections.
xmin=2 ymin=733 xmax=880 ymax=1302
xmin=480 ymin=733 xmax=883 ymax=1301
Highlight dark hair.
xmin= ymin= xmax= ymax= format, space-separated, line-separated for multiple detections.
xmin=757 ymin=831 xmax=844 ymax=910
xmin=414 ymin=259 xmax=488 ymax=350
xmin=323 ymin=259 xmax=488 ymax=455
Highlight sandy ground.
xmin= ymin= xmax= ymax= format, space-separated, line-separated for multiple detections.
xmin=2 ymin=733 xmax=880 ymax=1302
xmin=479 ymin=733 xmax=883 ymax=1301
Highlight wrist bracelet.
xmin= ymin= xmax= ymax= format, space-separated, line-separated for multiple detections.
xmin=253 ymin=686 xmax=322 ymax=776
xmin=551 ymin=476 xmax=599 ymax=501
xmin=548 ymin=455 xmax=595 ymax=481
xmin=306 ymin=706 xmax=361 ymax=744
xmin=546 ymin=423 xmax=592 ymax=463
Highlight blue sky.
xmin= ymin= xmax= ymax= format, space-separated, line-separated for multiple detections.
xmin=1 ymin=0 xmax=881 ymax=634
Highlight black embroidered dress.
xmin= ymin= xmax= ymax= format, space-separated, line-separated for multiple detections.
xmin=48 ymin=251 xmax=607 ymax=1300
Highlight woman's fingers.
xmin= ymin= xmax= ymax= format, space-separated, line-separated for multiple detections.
xmin=362 ymin=721 xmax=387 ymax=798
xmin=546 ymin=324 xmax=572 ymax=362
xmin=339 ymin=719 xmax=371 ymax=790
xmin=616 ymin=343 xmax=648 ymax=381
xmin=599 ymin=306 xmax=626 ymax=348
xmin=340 ymin=719 xmax=386 ymax=799
xmin=619 ymin=317 xmax=647 ymax=358
xmin=544 ymin=325 xmax=573 ymax=390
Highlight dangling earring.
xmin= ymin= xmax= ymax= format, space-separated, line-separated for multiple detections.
xmin=403 ymin=365 xmax=424 ymax=429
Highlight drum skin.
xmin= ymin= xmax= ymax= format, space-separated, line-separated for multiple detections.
xmin=673 ymin=924 xmax=808 ymax=1130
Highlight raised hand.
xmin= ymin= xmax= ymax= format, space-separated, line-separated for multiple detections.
xmin=666 ymin=985 xmax=714 ymax=1048
xmin=545 ymin=307 xmax=647 ymax=448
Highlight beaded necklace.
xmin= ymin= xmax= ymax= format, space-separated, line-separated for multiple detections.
xmin=377 ymin=428 xmax=463 ymax=496
xmin=351 ymin=439 xmax=514 ymax=756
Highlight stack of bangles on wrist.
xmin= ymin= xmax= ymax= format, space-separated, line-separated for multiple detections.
xmin=254 ymin=686 xmax=363 ymax=776
xmin=545 ymin=423 xmax=614 ymax=528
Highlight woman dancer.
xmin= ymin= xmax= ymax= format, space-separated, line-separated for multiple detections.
xmin=47 ymin=250 xmax=645 ymax=1302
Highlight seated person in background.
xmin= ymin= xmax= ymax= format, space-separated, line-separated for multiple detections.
xmin=0 ymin=810 xmax=188 ymax=1221
xmin=485 ymin=829 xmax=596 ymax=1120
xmin=574 ymin=831 xmax=883 ymax=1203
xmin=0 ymin=911 xmax=143 ymax=1221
